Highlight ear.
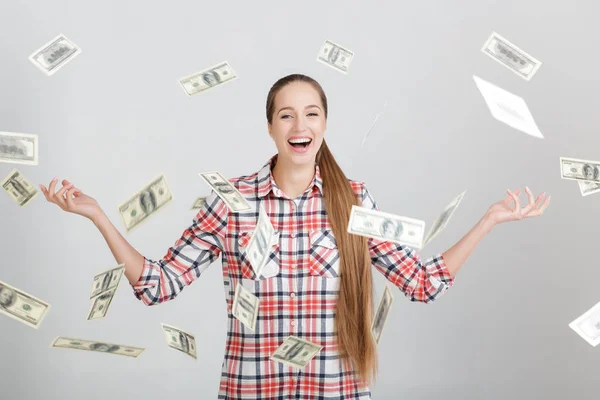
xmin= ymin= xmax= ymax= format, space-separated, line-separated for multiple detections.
xmin=267 ymin=122 xmax=272 ymax=138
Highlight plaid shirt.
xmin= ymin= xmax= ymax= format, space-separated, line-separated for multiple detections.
xmin=131 ymin=154 xmax=455 ymax=399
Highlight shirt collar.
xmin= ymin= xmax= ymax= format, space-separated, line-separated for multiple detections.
xmin=257 ymin=154 xmax=323 ymax=198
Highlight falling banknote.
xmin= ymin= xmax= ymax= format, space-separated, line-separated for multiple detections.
xmin=560 ymin=157 xmax=600 ymax=184
xmin=0 ymin=280 xmax=50 ymax=329
xmin=245 ymin=205 xmax=278 ymax=278
xmin=317 ymin=40 xmax=354 ymax=74
xmin=199 ymin=171 xmax=251 ymax=212
xmin=578 ymin=180 xmax=600 ymax=197
xmin=372 ymin=284 xmax=394 ymax=345
xmin=1 ymin=168 xmax=38 ymax=207
xmin=50 ymin=336 xmax=145 ymax=358
xmin=270 ymin=336 xmax=323 ymax=369
xmin=87 ymin=264 xmax=125 ymax=320
xmin=569 ymin=301 xmax=600 ymax=347
xmin=178 ymin=61 xmax=237 ymax=96
xmin=347 ymin=205 xmax=426 ymax=249
xmin=0 ymin=131 xmax=38 ymax=166
xmin=118 ymin=174 xmax=173 ymax=232
xmin=481 ymin=31 xmax=541 ymax=81
xmin=161 ymin=323 xmax=197 ymax=360
xmin=423 ymin=190 xmax=466 ymax=247
xmin=191 ymin=196 xmax=207 ymax=210
xmin=29 ymin=33 xmax=82 ymax=76
xmin=233 ymin=282 xmax=260 ymax=331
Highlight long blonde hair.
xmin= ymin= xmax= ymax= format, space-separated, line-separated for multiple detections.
xmin=266 ymin=74 xmax=377 ymax=384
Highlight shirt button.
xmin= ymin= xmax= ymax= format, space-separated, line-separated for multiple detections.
xmin=291 ymin=265 xmax=296 ymax=269
xmin=291 ymin=320 xmax=296 ymax=326
xmin=290 ymin=292 xmax=296 ymax=298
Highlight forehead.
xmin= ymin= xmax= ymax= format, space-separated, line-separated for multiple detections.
xmin=275 ymin=82 xmax=321 ymax=108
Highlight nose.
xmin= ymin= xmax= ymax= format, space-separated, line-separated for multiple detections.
xmin=293 ymin=116 xmax=306 ymax=132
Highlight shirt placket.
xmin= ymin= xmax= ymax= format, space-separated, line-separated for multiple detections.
xmin=288 ymin=198 xmax=301 ymax=393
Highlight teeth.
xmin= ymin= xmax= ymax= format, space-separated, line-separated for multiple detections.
xmin=288 ymin=138 xmax=312 ymax=144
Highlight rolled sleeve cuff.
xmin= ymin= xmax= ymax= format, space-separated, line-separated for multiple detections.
xmin=130 ymin=257 xmax=159 ymax=300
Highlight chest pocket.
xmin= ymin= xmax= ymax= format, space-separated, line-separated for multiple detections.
xmin=237 ymin=230 xmax=280 ymax=280
xmin=308 ymin=229 xmax=341 ymax=278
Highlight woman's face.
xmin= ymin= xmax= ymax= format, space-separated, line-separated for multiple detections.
xmin=268 ymin=81 xmax=326 ymax=166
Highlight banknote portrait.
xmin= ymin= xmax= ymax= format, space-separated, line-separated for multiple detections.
xmin=0 ymin=284 xmax=16 ymax=308
xmin=139 ymin=190 xmax=157 ymax=214
xmin=203 ymin=71 xmax=221 ymax=87
xmin=89 ymin=342 xmax=120 ymax=353
xmin=380 ymin=219 xmax=403 ymax=241
xmin=582 ymin=164 xmax=598 ymax=181
xmin=328 ymin=46 xmax=340 ymax=64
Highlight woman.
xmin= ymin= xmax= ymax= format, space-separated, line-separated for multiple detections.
xmin=40 ymin=73 xmax=551 ymax=399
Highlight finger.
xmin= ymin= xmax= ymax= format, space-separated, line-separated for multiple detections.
xmin=520 ymin=186 xmax=537 ymax=215
xmin=39 ymin=184 xmax=50 ymax=201
xmin=506 ymin=189 xmax=521 ymax=216
xmin=526 ymin=195 xmax=551 ymax=218
xmin=65 ymin=187 xmax=77 ymax=209
xmin=503 ymin=188 xmax=521 ymax=205
xmin=53 ymin=183 xmax=73 ymax=207
xmin=48 ymin=177 xmax=58 ymax=196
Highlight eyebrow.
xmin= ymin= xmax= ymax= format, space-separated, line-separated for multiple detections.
xmin=277 ymin=105 xmax=322 ymax=114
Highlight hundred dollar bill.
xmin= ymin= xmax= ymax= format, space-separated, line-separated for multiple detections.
xmin=90 ymin=264 xmax=125 ymax=298
xmin=87 ymin=289 xmax=116 ymax=320
xmin=198 ymin=171 xmax=251 ymax=212
xmin=246 ymin=205 xmax=277 ymax=278
xmin=348 ymin=205 xmax=426 ymax=249
xmin=0 ymin=280 xmax=50 ymax=329
xmin=481 ymin=31 xmax=541 ymax=81
xmin=233 ymin=282 xmax=260 ymax=331
xmin=569 ymin=301 xmax=600 ymax=347
xmin=270 ymin=336 xmax=323 ymax=369
xmin=29 ymin=33 xmax=82 ymax=76
xmin=317 ymin=40 xmax=354 ymax=74
xmin=578 ymin=180 xmax=600 ymax=197
xmin=50 ymin=336 xmax=145 ymax=358
xmin=191 ymin=196 xmax=207 ymax=210
xmin=118 ymin=174 xmax=173 ymax=232
xmin=372 ymin=285 xmax=394 ymax=345
xmin=560 ymin=157 xmax=600 ymax=183
xmin=1 ymin=168 xmax=38 ymax=207
xmin=161 ymin=323 xmax=197 ymax=360
xmin=423 ymin=190 xmax=466 ymax=247
xmin=0 ymin=131 xmax=38 ymax=165
xmin=178 ymin=61 xmax=237 ymax=96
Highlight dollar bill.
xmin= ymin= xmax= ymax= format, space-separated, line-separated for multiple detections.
xmin=161 ymin=323 xmax=197 ymax=359
xmin=372 ymin=285 xmax=394 ymax=345
xmin=0 ymin=131 xmax=38 ymax=165
xmin=118 ymin=174 xmax=173 ymax=232
xmin=191 ymin=196 xmax=207 ymax=210
xmin=29 ymin=33 xmax=82 ymax=76
xmin=1 ymin=168 xmax=38 ymax=207
xmin=361 ymin=101 xmax=387 ymax=147
xmin=0 ymin=280 xmax=50 ymax=329
xmin=316 ymin=40 xmax=354 ymax=74
xmin=423 ymin=190 xmax=466 ymax=247
xmin=90 ymin=264 xmax=125 ymax=298
xmin=481 ymin=31 xmax=541 ymax=81
xmin=560 ymin=157 xmax=600 ymax=183
xmin=348 ymin=205 xmax=426 ymax=249
xmin=178 ymin=61 xmax=237 ymax=96
xmin=233 ymin=282 xmax=260 ymax=331
xmin=245 ymin=205 xmax=277 ymax=278
xmin=578 ymin=180 xmax=600 ymax=197
xmin=198 ymin=171 xmax=251 ymax=212
xmin=87 ymin=289 xmax=116 ymax=320
xmin=50 ymin=336 xmax=145 ymax=357
xmin=270 ymin=336 xmax=323 ymax=369
xmin=473 ymin=75 xmax=543 ymax=139
xmin=569 ymin=301 xmax=600 ymax=347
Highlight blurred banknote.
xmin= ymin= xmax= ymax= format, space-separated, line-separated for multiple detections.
xmin=569 ymin=301 xmax=600 ymax=347
xmin=29 ymin=33 xmax=82 ymax=76
xmin=560 ymin=157 xmax=600 ymax=183
xmin=473 ymin=75 xmax=543 ymax=139
xmin=87 ymin=264 xmax=125 ymax=320
xmin=118 ymin=174 xmax=172 ymax=232
xmin=51 ymin=337 xmax=145 ymax=357
xmin=578 ymin=180 xmax=600 ymax=197
xmin=372 ymin=284 xmax=394 ymax=345
xmin=0 ymin=280 xmax=50 ymax=329
xmin=161 ymin=323 xmax=197 ymax=359
xmin=0 ymin=131 xmax=38 ymax=165
xmin=423 ymin=190 xmax=466 ymax=247
xmin=270 ymin=336 xmax=323 ymax=369
xmin=233 ymin=282 xmax=260 ymax=331
xmin=246 ymin=205 xmax=277 ymax=278
xmin=317 ymin=40 xmax=354 ymax=74
xmin=1 ymin=168 xmax=38 ymax=207
xmin=481 ymin=31 xmax=541 ymax=81
xmin=348 ymin=205 xmax=426 ymax=249
xmin=199 ymin=171 xmax=251 ymax=212
xmin=191 ymin=196 xmax=207 ymax=210
xmin=178 ymin=61 xmax=236 ymax=96
xmin=361 ymin=101 xmax=387 ymax=147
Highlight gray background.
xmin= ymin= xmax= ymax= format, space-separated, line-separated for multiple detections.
xmin=1 ymin=0 xmax=598 ymax=399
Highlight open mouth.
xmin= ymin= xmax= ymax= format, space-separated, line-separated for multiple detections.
xmin=287 ymin=138 xmax=312 ymax=149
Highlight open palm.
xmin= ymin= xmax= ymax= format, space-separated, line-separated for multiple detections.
xmin=40 ymin=178 xmax=103 ymax=220
xmin=487 ymin=187 xmax=551 ymax=226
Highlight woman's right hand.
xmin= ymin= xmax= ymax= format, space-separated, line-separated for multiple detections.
xmin=40 ymin=178 xmax=104 ymax=221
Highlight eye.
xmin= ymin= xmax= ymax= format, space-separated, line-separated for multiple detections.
xmin=280 ymin=114 xmax=293 ymax=119
xmin=307 ymin=112 xmax=319 ymax=117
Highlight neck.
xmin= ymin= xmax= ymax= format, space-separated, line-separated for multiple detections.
xmin=272 ymin=156 xmax=316 ymax=199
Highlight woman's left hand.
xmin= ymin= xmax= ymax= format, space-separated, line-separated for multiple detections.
xmin=486 ymin=187 xmax=551 ymax=226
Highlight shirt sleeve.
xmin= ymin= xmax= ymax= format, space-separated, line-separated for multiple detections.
xmin=360 ymin=183 xmax=455 ymax=303
xmin=130 ymin=190 xmax=228 ymax=305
